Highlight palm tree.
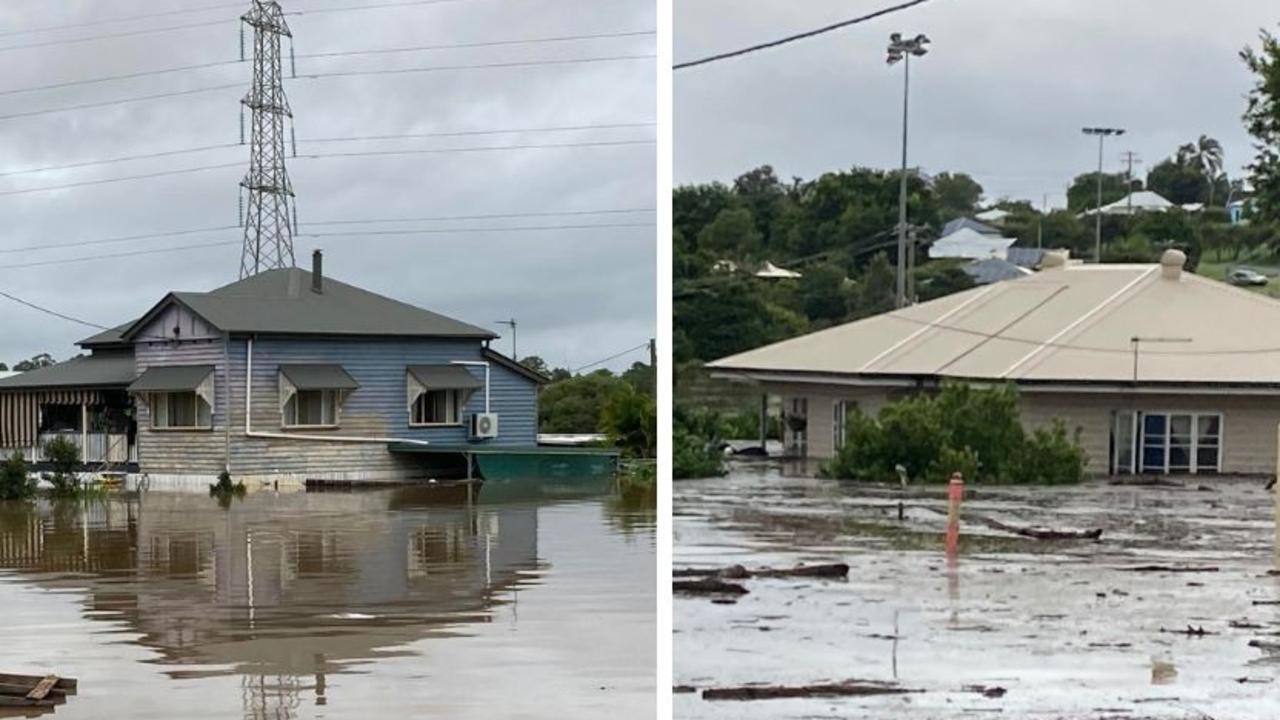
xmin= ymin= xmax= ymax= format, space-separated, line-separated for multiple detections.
xmin=1195 ymin=135 xmax=1225 ymax=206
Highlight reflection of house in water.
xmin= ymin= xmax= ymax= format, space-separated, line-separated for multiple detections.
xmin=0 ymin=490 xmax=541 ymax=717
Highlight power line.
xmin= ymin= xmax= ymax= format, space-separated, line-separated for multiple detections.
xmin=573 ymin=342 xmax=651 ymax=373
xmin=0 ymin=123 xmax=656 ymax=178
xmin=0 ymin=225 xmax=239 ymax=255
xmin=0 ymin=0 xmax=476 ymax=51
xmin=674 ymin=0 xmax=938 ymax=70
xmin=0 ymin=30 xmax=657 ymax=97
xmin=0 ymin=54 xmax=655 ymax=124
xmin=0 ymin=289 xmax=111 ymax=330
xmin=300 ymin=222 xmax=654 ymax=238
xmin=0 ymin=140 xmax=654 ymax=198
xmin=0 ymin=221 xmax=655 ymax=271
xmin=304 ymin=207 xmax=655 ymax=226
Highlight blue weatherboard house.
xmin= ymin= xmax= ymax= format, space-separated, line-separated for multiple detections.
xmin=0 ymin=251 xmax=558 ymax=486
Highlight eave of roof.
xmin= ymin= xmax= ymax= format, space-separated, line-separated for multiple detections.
xmin=0 ymin=352 xmax=136 ymax=390
xmin=482 ymin=348 xmax=551 ymax=385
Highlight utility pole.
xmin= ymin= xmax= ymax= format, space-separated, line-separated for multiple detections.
xmin=239 ymin=0 xmax=298 ymax=279
xmin=648 ymin=338 xmax=657 ymax=369
xmin=495 ymin=319 xmax=517 ymax=358
xmin=1119 ymin=150 xmax=1142 ymax=216
xmin=1037 ymin=192 xmax=1048 ymax=248
xmin=1082 ymin=127 xmax=1125 ymax=264
xmin=887 ymin=32 xmax=930 ymax=309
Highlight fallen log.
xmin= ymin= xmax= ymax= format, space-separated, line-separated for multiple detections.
xmin=673 ymin=578 xmax=749 ymax=595
xmin=673 ymin=563 xmax=849 ymax=581
xmin=1249 ymin=639 xmax=1280 ymax=653
xmin=0 ymin=675 xmax=75 ymax=695
xmin=962 ymin=684 xmax=1007 ymax=698
xmin=1160 ymin=625 xmax=1216 ymax=636
xmin=1117 ymin=565 xmax=1220 ymax=573
xmin=976 ymin=516 xmax=1102 ymax=541
xmin=1252 ymin=600 xmax=1280 ymax=606
xmin=702 ymin=680 xmax=919 ymax=701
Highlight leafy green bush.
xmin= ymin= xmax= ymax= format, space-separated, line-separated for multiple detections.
xmin=0 ymin=451 xmax=35 ymax=501
xmin=824 ymin=383 xmax=1086 ymax=484
xmin=617 ymin=461 xmax=656 ymax=506
xmin=41 ymin=436 xmax=81 ymax=496
xmin=601 ymin=385 xmax=657 ymax=458
xmin=673 ymin=408 xmax=726 ymax=479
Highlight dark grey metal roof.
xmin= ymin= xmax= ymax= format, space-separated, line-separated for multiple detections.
xmin=962 ymin=258 xmax=1032 ymax=285
xmin=280 ymin=364 xmax=359 ymax=390
xmin=122 ymin=268 xmax=497 ymax=341
xmin=1005 ymin=247 xmax=1047 ymax=269
xmin=0 ymin=352 xmax=136 ymax=390
xmin=77 ymin=321 xmax=135 ymax=349
xmin=408 ymin=365 xmax=484 ymax=390
xmin=128 ymin=365 xmax=214 ymax=393
xmin=941 ymin=217 xmax=1002 ymax=238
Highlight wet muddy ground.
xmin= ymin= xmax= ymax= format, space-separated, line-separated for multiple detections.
xmin=674 ymin=463 xmax=1280 ymax=719
xmin=0 ymin=487 xmax=655 ymax=719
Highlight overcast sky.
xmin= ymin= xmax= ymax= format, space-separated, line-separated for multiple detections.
xmin=676 ymin=0 xmax=1275 ymax=210
xmin=0 ymin=0 xmax=654 ymax=373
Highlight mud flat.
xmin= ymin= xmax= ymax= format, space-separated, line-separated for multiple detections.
xmin=674 ymin=463 xmax=1280 ymax=719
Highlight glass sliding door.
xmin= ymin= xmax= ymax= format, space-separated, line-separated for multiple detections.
xmin=1137 ymin=411 xmax=1222 ymax=474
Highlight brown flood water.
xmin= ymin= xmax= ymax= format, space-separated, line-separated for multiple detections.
xmin=675 ymin=463 xmax=1280 ymax=719
xmin=0 ymin=486 xmax=654 ymax=719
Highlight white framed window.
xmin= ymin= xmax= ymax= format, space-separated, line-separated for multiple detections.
xmin=284 ymin=389 xmax=339 ymax=428
xmin=833 ymin=400 xmax=854 ymax=451
xmin=151 ymin=392 xmax=213 ymax=430
xmin=411 ymin=389 xmax=465 ymax=426
xmin=1138 ymin=411 xmax=1222 ymax=474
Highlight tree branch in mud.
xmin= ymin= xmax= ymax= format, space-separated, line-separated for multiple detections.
xmin=1118 ymin=565 xmax=1220 ymax=573
xmin=971 ymin=515 xmax=1102 ymax=540
xmin=1160 ymin=625 xmax=1217 ymax=636
xmin=701 ymin=681 xmax=920 ymax=701
xmin=672 ymin=578 xmax=749 ymax=595
xmin=674 ymin=563 xmax=850 ymax=580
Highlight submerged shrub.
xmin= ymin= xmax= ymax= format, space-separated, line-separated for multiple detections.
xmin=42 ymin=436 xmax=81 ymax=496
xmin=673 ymin=408 xmax=726 ymax=479
xmin=0 ymin=451 xmax=35 ymax=500
xmin=824 ymin=383 xmax=1087 ymax=485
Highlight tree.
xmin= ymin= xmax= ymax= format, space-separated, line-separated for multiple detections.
xmin=538 ymin=371 xmax=629 ymax=433
xmin=798 ymin=263 xmax=850 ymax=325
xmin=853 ymin=252 xmax=895 ymax=319
xmin=932 ymin=172 xmax=984 ymax=220
xmin=0 ymin=363 xmax=7 ymax=371
xmin=1189 ymin=135 xmax=1225 ymax=205
xmin=12 ymin=354 xmax=55 ymax=372
xmin=1243 ymin=30 xmax=1280 ymax=222
xmin=519 ymin=356 xmax=550 ymax=376
xmin=601 ymin=384 xmax=656 ymax=458
xmin=1147 ymin=158 xmax=1209 ymax=205
xmin=673 ymin=276 xmax=808 ymax=362
xmin=1067 ymin=172 xmax=1131 ymax=213
xmin=697 ymin=207 xmax=762 ymax=257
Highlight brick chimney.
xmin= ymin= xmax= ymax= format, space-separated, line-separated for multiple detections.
xmin=312 ymin=250 xmax=324 ymax=293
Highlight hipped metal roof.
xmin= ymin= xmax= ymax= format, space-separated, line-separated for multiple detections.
xmin=280 ymin=364 xmax=359 ymax=391
xmin=0 ymin=353 xmax=136 ymax=390
xmin=120 ymin=268 xmax=497 ymax=342
xmin=711 ymin=254 xmax=1280 ymax=386
xmin=129 ymin=365 xmax=214 ymax=393
xmin=408 ymin=365 xmax=484 ymax=390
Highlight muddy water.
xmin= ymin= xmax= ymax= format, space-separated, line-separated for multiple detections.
xmin=0 ymin=486 xmax=655 ymax=719
xmin=675 ymin=463 xmax=1280 ymax=719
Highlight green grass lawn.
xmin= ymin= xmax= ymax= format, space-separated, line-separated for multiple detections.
xmin=1196 ymin=258 xmax=1280 ymax=298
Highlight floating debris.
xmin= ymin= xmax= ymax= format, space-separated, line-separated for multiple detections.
xmin=702 ymin=680 xmax=920 ymax=701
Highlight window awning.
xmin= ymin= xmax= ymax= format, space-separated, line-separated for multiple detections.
xmin=129 ymin=365 xmax=215 ymax=408
xmin=279 ymin=364 xmax=358 ymax=413
xmin=129 ymin=365 xmax=214 ymax=393
xmin=279 ymin=364 xmax=359 ymax=391
xmin=406 ymin=365 xmax=482 ymax=412
xmin=408 ymin=365 xmax=482 ymax=390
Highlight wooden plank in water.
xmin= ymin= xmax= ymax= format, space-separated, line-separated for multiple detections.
xmin=0 ymin=686 xmax=63 ymax=701
xmin=23 ymin=678 xmax=57 ymax=702
xmin=0 ymin=675 xmax=76 ymax=694
xmin=0 ymin=695 xmax=63 ymax=708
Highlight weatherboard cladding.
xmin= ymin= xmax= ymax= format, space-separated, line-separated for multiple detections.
xmin=133 ymin=336 xmax=538 ymax=478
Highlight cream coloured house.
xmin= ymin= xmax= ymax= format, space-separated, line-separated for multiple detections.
xmin=710 ymin=250 xmax=1280 ymax=478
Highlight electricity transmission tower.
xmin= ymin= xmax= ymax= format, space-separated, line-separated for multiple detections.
xmin=239 ymin=0 xmax=297 ymax=279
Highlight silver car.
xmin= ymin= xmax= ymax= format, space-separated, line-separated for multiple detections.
xmin=1228 ymin=268 xmax=1268 ymax=286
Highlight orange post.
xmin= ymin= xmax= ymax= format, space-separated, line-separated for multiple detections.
xmin=945 ymin=472 xmax=964 ymax=559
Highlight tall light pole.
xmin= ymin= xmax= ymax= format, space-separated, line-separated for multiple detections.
xmin=888 ymin=32 xmax=929 ymax=308
xmin=1082 ymin=126 xmax=1125 ymax=263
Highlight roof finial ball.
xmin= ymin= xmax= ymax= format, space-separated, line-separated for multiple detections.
xmin=1160 ymin=248 xmax=1186 ymax=280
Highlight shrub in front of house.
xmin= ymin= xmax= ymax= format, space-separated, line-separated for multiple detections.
xmin=824 ymin=383 xmax=1086 ymax=484
xmin=0 ymin=451 xmax=36 ymax=500
xmin=673 ymin=407 xmax=727 ymax=479
xmin=41 ymin=436 xmax=82 ymax=496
